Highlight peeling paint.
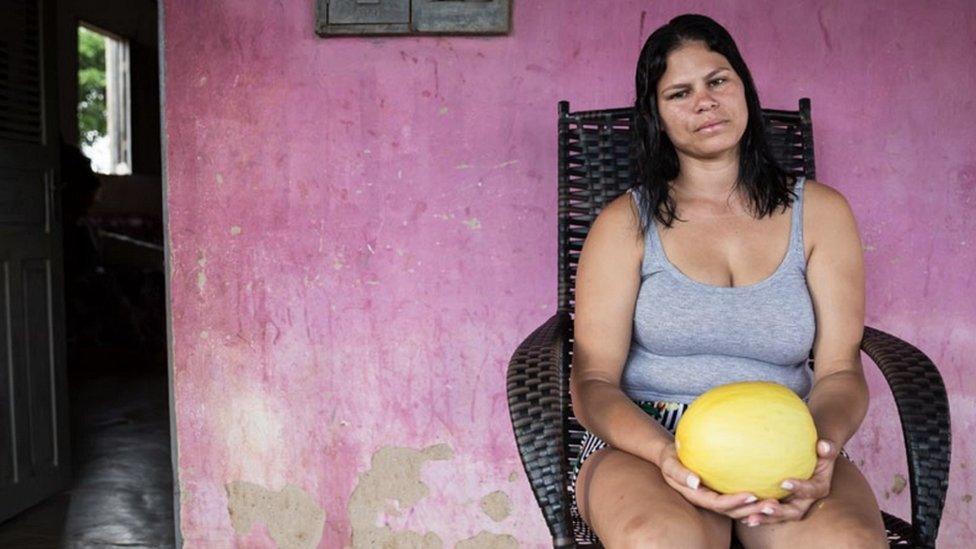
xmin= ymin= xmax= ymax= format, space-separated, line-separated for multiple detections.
xmin=226 ymin=481 xmax=324 ymax=549
xmin=347 ymin=443 xmax=453 ymax=548
xmin=963 ymin=495 xmax=972 ymax=503
xmin=196 ymin=254 xmax=207 ymax=293
xmin=891 ymin=474 xmax=907 ymax=495
xmin=463 ymin=218 xmax=482 ymax=230
xmin=479 ymin=491 xmax=511 ymax=522
xmin=507 ymin=471 xmax=519 ymax=483
xmin=230 ymin=225 xmax=242 ymax=235
xmin=455 ymin=531 xmax=519 ymax=549
xmin=216 ymin=384 xmax=286 ymax=482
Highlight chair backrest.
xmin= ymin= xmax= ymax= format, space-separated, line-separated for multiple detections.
xmin=557 ymin=98 xmax=818 ymax=490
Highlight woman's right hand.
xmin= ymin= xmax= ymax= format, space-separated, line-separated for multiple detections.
xmin=656 ymin=440 xmax=783 ymax=527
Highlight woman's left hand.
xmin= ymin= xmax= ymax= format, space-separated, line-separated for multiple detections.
xmin=743 ymin=439 xmax=839 ymax=526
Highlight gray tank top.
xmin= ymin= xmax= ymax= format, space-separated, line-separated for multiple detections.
xmin=620 ymin=176 xmax=815 ymax=404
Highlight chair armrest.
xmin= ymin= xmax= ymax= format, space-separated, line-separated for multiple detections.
xmin=860 ymin=325 xmax=951 ymax=549
xmin=506 ymin=311 xmax=575 ymax=548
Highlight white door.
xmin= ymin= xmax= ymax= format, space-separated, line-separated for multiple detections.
xmin=0 ymin=0 xmax=71 ymax=521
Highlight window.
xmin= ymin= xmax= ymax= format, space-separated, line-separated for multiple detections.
xmin=78 ymin=23 xmax=131 ymax=175
xmin=316 ymin=0 xmax=511 ymax=37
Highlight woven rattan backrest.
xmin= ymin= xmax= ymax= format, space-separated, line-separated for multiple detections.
xmin=558 ymin=98 xmax=817 ymax=477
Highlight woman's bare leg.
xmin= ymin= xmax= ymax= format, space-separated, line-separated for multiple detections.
xmin=735 ymin=456 xmax=887 ymax=549
xmin=576 ymin=447 xmax=732 ymax=548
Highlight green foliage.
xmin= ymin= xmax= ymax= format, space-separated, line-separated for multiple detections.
xmin=78 ymin=26 xmax=106 ymax=148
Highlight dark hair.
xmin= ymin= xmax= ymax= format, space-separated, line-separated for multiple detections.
xmin=633 ymin=13 xmax=795 ymax=232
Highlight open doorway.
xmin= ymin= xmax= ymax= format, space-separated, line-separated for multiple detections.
xmin=0 ymin=0 xmax=172 ymax=546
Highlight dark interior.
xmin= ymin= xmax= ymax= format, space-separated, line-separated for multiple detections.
xmin=0 ymin=1 xmax=173 ymax=546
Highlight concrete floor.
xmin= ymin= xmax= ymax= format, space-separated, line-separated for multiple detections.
xmin=0 ymin=370 xmax=175 ymax=548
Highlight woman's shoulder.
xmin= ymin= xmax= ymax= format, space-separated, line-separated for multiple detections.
xmin=801 ymin=178 xmax=861 ymax=248
xmin=593 ymin=190 xmax=645 ymax=239
xmin=584 ymin=190 xmax=646 ymax=258
xmin=802 ymin=178 xmax=856 ymax=220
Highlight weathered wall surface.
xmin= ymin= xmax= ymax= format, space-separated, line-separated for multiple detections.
xmin=162 ymin=1 xmax=975 ymax=545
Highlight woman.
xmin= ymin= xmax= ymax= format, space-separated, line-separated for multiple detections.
xmin=569 ymin=14 xmax=888 ymax=548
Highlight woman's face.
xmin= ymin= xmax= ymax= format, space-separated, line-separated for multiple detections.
xmin=655 ymin=40 xmax=748 ymax=161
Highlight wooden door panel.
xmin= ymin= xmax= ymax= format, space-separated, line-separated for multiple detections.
xmin=22 ymin=258 xmax=57 ymax=475
xmin=0 ymin=259 xmax=14 ymax=487
xmin=0 ymin=167 xmax=48 ymax=229
xmin=0 ymin=0 xmax=70 ymax=520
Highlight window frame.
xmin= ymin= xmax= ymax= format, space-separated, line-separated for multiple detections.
xmin=77 ymin=21 xmax=132 ymax=175
xmin=315 ymin=0 xmax=512 ymax=37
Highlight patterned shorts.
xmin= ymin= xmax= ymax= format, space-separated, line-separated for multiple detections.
xmin=569 ymin=400 xmax=689 ymax=499
xmin=567 ymin=400 xmax=852 ymax=544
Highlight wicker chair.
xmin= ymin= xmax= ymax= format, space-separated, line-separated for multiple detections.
xmin=506 ymin=99 xmax=951 ymax=548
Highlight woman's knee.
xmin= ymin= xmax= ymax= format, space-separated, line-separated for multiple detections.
xmin=611 ymin=510 xmax=722 ymax=549
xmin=833 ymin=519 xmax=888 ymax=549
xmin=800 ymin=516 xmax=887 ymax=549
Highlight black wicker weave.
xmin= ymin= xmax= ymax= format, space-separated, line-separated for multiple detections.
xmin=506 ymin=99 xmax=950 ymax=548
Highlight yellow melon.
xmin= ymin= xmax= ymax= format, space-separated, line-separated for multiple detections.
xmin=674 ymin=381 xmax=818 ymax=500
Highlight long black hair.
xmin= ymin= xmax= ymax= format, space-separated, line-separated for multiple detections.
xmin=633 ymin=13 xmax=796 ymax=232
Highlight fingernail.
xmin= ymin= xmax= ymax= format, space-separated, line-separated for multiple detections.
xmin=748 ymin=518 xmax=760 ymax=527
xmin=686 ymin=474 xmax=700 ymax=490
xmin=744 ymin=495 xmax=758 ymax=504
xmin=819 ymin=441 xmax=832 ymax=454
xmin=761 ymin=506 xmax=774 ymax=515
xmin=781 ymin=480 xmax=794 ymax=490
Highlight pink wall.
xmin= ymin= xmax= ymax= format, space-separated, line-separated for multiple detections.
xmin=162 ymin=1 xmax=975 ymax=546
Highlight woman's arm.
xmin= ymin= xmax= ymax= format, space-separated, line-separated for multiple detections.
xmin=804 ymin=181 xmax=869 ymax=447
xmin=569 ymin=193 xmax=674 ymax=467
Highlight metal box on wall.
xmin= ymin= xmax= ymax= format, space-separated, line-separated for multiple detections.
xmin=315 ymin=0 xmax=512 ymax=37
